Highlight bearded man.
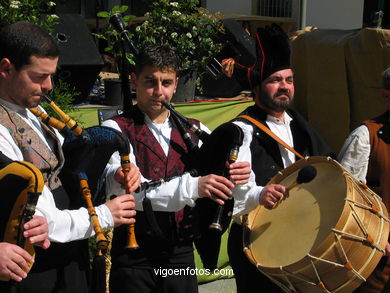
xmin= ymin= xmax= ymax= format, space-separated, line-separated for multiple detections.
xmin=224 ymin=23 xmax=335 ymax=293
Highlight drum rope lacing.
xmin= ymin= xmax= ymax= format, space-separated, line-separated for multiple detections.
xmin=333 ymin=177 xmax=388 ymax=252
xmin=262 ymin=239 xmax=367 ymax=293
xmin=262 ymin=260 xmax=332 ymax=293
xmin=347 ymin=178 xmax=390 ymax=223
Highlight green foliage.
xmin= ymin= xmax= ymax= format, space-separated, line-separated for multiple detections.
xmin=136 ymin=0 xmax=224 ymax=76
xmin=41 ymin=79 xmax=81 ymax=122
xmin=0 ymin=0 xmax=59 ymax=31
xmin=95 ymin=5 xmax=136 ymax=73
xmin=0 ymin=1 xmax=81 ymax=109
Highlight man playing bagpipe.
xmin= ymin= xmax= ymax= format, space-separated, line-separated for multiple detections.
xmin=102 ymin=44 xmax=253 ymax=293
xmin=0 ymin=21 xmax=140 ymax=292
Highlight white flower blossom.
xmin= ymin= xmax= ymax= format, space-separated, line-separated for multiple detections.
xmin=10 ymin=0 xmax=20 ymax=8
xmin=171 ymin=32 xmax=178 ymax=38
xmin=50 ymin=14 xmax=59 ymax=19
xmin=170 ymin=2 xmax=179 ymax=7
xmin=172 ymin=11 xmax=181 ymax=16
xmin=186 ymin=33 xmax=192 ymax=38
xmin=47 ymin=1 xmax=56 ymax=6
xmin=136 ymin=26 xmax=141 ymax=32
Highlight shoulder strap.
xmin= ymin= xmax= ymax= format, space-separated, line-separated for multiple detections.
xmin=237 ymin=114 xmax=304 ymax=160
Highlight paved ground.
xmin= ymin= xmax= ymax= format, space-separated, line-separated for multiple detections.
xmin=199 ymin=278 xmax=236 ymax=293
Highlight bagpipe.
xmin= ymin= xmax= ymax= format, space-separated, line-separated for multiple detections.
xmin=0 ymin=151 xmax=44 ymax=281
xmin=135 ymin=101 xmax=244 ymax=270
xmin=29 ymin=96 xmax=138 ymax=293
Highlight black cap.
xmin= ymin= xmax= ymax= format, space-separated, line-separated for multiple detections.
xmin=230 ymin=23 xmax=291 ymax=89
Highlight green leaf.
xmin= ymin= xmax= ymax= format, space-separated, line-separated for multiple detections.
xmin=119 ymin=5 xmax=129 ymax=13
xmin=97 ymin=11 xmax=110 ymax=18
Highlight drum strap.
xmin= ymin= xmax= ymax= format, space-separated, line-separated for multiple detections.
xmin=237 ymin=115 xmax=305 ymax=160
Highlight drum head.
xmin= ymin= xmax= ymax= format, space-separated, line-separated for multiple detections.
xmin=246 ymin=157 xmax=346 ymax=268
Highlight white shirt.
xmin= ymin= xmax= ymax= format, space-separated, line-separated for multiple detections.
xmin=338 ymin=125 xmax=370 ymax=183
xmin=231 ymin=111 xmax=296 ymax=217
xmin=0 ymin=98 xmax=114 ymax=243
xmin=103 ymin=113 xmax=258 ymax=214
xmin=266 ymin=113 xmax=295 ymax=167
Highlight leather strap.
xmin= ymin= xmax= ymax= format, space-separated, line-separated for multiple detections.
xmin=237 ymin=114 xmax=305 ymax=160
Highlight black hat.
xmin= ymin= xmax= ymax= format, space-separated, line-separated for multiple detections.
xmin=223 ymin=23 xmax=291 ymax=89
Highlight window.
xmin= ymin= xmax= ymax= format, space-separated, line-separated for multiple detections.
xmin=256 ymin=0 xmax=292 ymax=18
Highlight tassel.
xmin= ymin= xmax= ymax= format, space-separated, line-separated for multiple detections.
xmin=90 ymin=249 xmax=106 ymax=293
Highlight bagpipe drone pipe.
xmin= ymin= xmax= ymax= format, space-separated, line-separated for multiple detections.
xmin=0 ymin=151 xmax=44 ymax=282
xmin=30 ymin=99 xmax=136 ymax=293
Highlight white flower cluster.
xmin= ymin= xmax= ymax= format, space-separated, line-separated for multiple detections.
xmin=10 ymin=0 xmax=21 ymax=9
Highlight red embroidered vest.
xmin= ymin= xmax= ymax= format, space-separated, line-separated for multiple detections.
xmin=112 ymin=105 xmax=200 ymax=246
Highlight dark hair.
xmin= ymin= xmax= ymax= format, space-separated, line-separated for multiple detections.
xmin=135 ymin=45 xmax=179 ymax=75
xmin=0 ymin=21 xmax=59 ymax=70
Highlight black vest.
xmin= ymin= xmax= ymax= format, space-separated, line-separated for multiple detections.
xmin=236 ymin=106 xmax=335 ymax=185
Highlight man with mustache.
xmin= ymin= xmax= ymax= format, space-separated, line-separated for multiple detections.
xmin=0 ymin=21 xmax=139 ymax=292
xmin=222 ymin=24 xmax=335 ymax=293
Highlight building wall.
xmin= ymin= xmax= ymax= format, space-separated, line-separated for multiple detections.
xmin=305 ymin=0 xmax=364 ymax=29
xmin=206 ymin=0 xmax=365 ymax=30
xmin=205 ymin=0 xmax=252 ymax=15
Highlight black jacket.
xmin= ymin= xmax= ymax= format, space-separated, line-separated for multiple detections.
xmin=237 ymin=105 xmax=336 ymax=186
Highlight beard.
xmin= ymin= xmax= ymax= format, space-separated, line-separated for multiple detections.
xmin=25 ymin=94 xmax=43 ymax=108
xmin=259 ymin=88 xmax=293 ymax=112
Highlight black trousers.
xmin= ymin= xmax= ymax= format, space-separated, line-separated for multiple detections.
xmin=110 ymin=245 xmax=198 ymax=293
xmin=0 ymin=260 xmax=89 ymax=293
xmin=228 ymin=223 xmax=284 ymax=293
xmin=0 ymin=240 xmax=89 ymax=293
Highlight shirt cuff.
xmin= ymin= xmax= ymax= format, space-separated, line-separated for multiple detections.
xmin=105 ymin=162 xmax=125 ymax=197
xmin=233 ymin=184 xmax=263 ymax=217
xmin=95 ymin=204 xmax=114 ymax=229
xmin=183 ymin=173 xmax=199 ymax=203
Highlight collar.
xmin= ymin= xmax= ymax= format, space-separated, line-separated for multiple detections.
xmin=0 ymin=98 xmax=29 ymax=117
xmin=144 ymin=112 xmax=171 ymax=129
xmin=266 ymin=112 xmax=293 ymax=125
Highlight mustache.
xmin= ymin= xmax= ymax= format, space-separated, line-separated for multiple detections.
xmin=274 ymin=90 xmax=291 ymax=99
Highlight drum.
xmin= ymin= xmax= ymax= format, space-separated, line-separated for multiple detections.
xmin=243 ymin=156 xmax=389 ymax=293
